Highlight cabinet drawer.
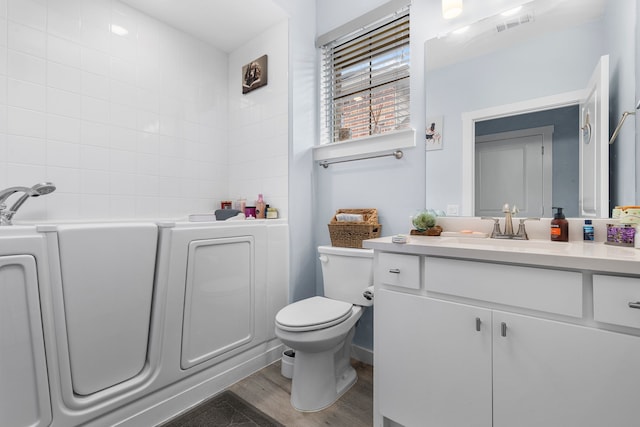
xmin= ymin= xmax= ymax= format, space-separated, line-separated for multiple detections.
xmin=594 ymin=275 xmax=640 ymax=329
xmin=425 ymin=257 xmax=583 ymax=317
xmin=376 ymin=252 xmax=420 ymax=289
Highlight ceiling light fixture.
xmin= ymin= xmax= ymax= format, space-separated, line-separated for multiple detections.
xmin=501 ymin=6 xmax=523 ymax=17
xmin=442 ymin=0 xmax=463 ymax=19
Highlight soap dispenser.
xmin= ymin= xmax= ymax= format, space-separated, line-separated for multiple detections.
xmin=550 ymin=207 xmax=569 ymax=242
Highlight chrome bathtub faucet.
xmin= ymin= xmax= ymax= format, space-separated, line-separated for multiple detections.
xmin=0 ymin=182 xmax=56 ymax=225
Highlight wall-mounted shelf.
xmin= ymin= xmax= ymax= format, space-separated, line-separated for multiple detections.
xmin=313 ymin=128 xmax=416 ymax=166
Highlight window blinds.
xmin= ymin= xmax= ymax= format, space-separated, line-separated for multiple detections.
xmin=320 ymin=10 xmax=410 ymax=144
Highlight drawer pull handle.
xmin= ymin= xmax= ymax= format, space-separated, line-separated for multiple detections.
xmin=501 ymin=322 xmax=507 ymax=337
xmin=628 ymin=302 xmax=640 ymax=309
xmin=389 ymin=268 xmax=401 ymax=274
xmin=475 ymin=317 xmax=481 ymax=332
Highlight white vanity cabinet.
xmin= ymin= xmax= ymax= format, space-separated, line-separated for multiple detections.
xmin=377 ymin=289 xmax=492 ymax=427
xmin=372 ymin=247 xmax=640 ymax=427
xmin=492 ymin=310 xmax=640 ymax=427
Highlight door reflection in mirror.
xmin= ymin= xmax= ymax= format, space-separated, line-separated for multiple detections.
xmin=475 ymin=106 xmax=578 ymax=218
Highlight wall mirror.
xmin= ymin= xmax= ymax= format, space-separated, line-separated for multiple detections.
xmin=424 ymin=0 xmax=636 ymax=218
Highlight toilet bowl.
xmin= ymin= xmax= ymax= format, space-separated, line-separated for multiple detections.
xmin=274 ymin=246 xmax=373 ymax=412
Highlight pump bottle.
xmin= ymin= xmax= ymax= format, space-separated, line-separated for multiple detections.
xmin=550 ymin=207 xmax=569 ymax=242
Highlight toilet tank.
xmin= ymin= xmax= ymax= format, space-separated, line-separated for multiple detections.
xmin=318 ymin=245 xmax=373 ymax=307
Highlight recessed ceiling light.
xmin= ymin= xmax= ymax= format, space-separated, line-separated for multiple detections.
xmin=501 ymin=6 xmax=523 ymax=17
xmin=111 ymin=24 xmax=128 ymax=36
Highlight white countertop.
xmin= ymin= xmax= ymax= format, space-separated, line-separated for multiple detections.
xmin=363 ymin=235 xmax=640 ymax=276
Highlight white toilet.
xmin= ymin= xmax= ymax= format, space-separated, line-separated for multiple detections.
xmin=275 ymin=245 xmax=374 ymax=412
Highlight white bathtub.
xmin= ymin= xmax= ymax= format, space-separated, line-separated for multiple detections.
xmin=0 ymin=219 xmax=289 ymax=427
xmin=0 ymin=226 xmax=52 ymax=427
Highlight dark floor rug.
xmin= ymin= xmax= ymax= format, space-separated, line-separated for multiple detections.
xmin=161 ymin=390 xmax=285 ymax=427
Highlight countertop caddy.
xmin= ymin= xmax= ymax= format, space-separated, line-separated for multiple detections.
xmin=365 ymin=235 xmax=640 ymax=427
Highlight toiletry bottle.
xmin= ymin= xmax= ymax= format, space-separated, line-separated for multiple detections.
xmin=550 ymin=207 xmax=569 ymax=242
xmin=255 ymin=194 xmax=266 ymax=219
xmin=235 ymin=197 xmax=246 ymax=212
xmin=583 ymin=219 xmax=594 ymax=242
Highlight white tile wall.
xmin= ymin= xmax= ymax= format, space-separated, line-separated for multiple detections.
xmin=228 ymin=20 xmax=289 ymax=219
xmin=0 ymin=0 xmax=252 ymax=222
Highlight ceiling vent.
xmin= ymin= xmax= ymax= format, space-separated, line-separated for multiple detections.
xmin=496 ymin=13 xmax=534 ymax=32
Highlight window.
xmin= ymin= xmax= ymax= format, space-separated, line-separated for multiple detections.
xmin=320 ymin=9 xmax=410 ymax=144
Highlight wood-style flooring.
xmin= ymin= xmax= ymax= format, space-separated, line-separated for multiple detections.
xmin=229 ymin=359 xmax=373 ymax=427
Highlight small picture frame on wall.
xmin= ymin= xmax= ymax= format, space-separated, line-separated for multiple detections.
xmin=425 ymin=116 xmax=443 ymax=151
xmin=242 ymin=54 xmax=268 ymax=94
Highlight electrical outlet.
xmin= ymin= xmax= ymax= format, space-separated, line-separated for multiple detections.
xmin=446 ymin=204 xmax=459 ymax=216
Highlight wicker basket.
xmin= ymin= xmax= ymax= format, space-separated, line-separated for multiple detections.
xmin=328 ymin=208 xmax=381 ymax=248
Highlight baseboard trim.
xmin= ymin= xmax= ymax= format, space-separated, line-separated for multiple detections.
xmin=351 ymin=344 xmax=373 ymax=366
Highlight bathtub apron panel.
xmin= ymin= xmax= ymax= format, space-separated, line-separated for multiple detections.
xmin=0 ymin=254 xmax=52 ymax=427
xmin=55 ymin=223 xmax=158 ymax=395
xmin=181 ymin=237 xmax=254 ymax=369
xmin=158 ymin=223 xmax=270 ymax=378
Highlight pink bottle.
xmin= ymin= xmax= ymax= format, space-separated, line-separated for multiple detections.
xmin=255 ymin=194 xmax=266 ymax=219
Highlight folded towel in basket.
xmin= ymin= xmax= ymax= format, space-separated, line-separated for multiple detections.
xmin=336 ymin=213 xmax=364 ymax=222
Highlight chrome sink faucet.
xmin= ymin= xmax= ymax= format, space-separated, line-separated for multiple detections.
xmin=503 ymin=203 xmax=515 ymax=236
xmin=0 ymin=182 xmax=56 ymax=225
xmin=482 ymin=203 xmax=539 ymax=240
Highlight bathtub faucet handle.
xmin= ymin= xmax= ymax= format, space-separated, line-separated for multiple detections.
xmin=0 ymin=203 xmax=9 ymax=226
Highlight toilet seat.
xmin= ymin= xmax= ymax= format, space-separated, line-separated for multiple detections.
xmin=275 ymin=296 xmax=353 ymax=332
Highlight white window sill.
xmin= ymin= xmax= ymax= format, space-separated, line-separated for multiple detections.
xmin=313 ymin=128 xmax=416 ymax=164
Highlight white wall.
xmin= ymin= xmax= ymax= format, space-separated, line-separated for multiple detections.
xmin=607 ymin=0 xmax=637 ymax=207
xmin=0 ymin=0 xmax=230 ymax=221
xmin=228 ymin=21 xmax=289 ymax=219
xmin=272 ymin=0 xmax=318 ymax=303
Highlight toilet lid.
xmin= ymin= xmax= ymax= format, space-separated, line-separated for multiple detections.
xmin=276 ymin=296 xmax=353 ymax=332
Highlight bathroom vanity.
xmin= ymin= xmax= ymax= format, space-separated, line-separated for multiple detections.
xmin=365 ymin=236 xmax=640 ymax=427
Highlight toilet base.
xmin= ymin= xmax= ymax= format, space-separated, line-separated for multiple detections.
xmin=289 ymin=328 xmax=357 ymax=412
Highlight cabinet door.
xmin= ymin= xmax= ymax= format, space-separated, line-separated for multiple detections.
xmin=493 ymin=311 xmax=640 ymax=427
xmin=376 ymin=290 xmax=492 ymax=427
